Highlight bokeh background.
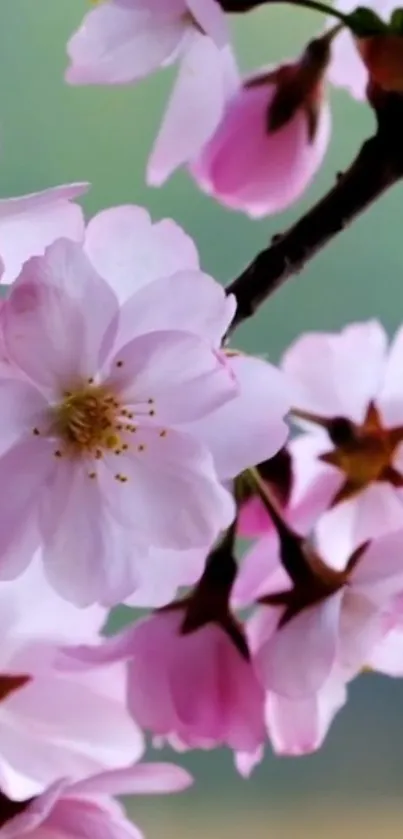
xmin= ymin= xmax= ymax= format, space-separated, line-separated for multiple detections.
xmin=2 ymin=2 xmax=403 ymax=836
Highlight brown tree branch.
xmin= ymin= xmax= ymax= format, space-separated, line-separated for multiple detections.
xmin=226 ymin=90 xmax=403 ymax=334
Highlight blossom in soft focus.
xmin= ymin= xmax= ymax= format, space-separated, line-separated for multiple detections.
xmin=328 ymin=0 xmax=397 ymax=99
xmin=0 ymin=762 xmax=192 ymax=839
xmin=66 ymin=0 xmax=237 ymax=184
xmin=0 ymin=184 xmax=88 ymax=284
xmin=0 ymin=557 xmax=142 ymax=800
xmin=248 ymin=527 xmax=403 ymax=700
xmin=263 ymin=671 xmax=347 ymax=756
xmin=190 ymin=39 xmax=331 ymax=217
xmin=0 ymin=230 xmax=239 ymax=605
xmin=60 ymin=606 xmax=266 ymax=757
xmin=282 ymin=320 xmax=403 ymax=565
xmin=233 ymin=510 xmax=347 ymax=754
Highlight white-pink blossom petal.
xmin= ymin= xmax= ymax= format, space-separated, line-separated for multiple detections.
xmin=84 ymin=205 xmax=199 ymax=303
xmin=0 ymin=184 xmax=88 ymax=285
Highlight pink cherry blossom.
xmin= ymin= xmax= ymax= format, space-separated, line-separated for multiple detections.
xmin=0 ymin=184 xmax=88 ymax=284
xmin=60 ymin=608 xmax=266 ymax=756
xmin=0 ymin=557 xmax=142 ymax=801
xmin=0 ymin=234 xmax=238 ymax=605
xmin=328 ymin=0 xmax=396 ymax=99
xmin=82 ymin=205 xmax=291 ymax=487
xmin=66 ymin=0 xmax=236 ymax=183
xmin=282 ymin=320 xmax=403 ymax=566
xmin=248 ymin=527 xmax=403 ymax=699
xmin=190 ymin=54 xmax=331 ymax=218
xmin=0 ymin=762 xmax=192 ymax=839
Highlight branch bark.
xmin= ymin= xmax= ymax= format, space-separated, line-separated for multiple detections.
xmin=226 ymin=90 xmax=403 ymax=334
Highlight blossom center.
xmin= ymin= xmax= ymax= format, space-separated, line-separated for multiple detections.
xmin=317 ymin=402 xmax=403 ymax=503
xmin=53 ymin=384 xmax=122 ymax=456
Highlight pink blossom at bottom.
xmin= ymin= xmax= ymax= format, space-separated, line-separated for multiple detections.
xmin=0 ymin=557 xmax=143 ymax=801
xmin=60 ymin=609 xmax=266 ymax=757
xmin=0 ymin=762 xmax=192 ymax=839
xmin=190 ymin=66 xmax=330 ymax=218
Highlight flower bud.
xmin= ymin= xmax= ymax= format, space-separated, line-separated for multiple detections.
xmin=190 ymin=37 xmax=331 ymax=217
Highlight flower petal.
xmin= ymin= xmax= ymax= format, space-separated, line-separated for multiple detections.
xmin=282 ymin=321 xmax=387 ymax=423
xmin=40 ymin=460 xmax=144 ymax=607
xmin=71 ymin=762 xmax=193 ymax=797
xmin=147 ymin=34 xmax=231 ymax=185
xmin=255 ymin=593 xmax=343 ymax=698
xmin=115 ymin=270 xmax=235 ymax=349
xmin=185 ymin=354 xmax=290 ymax=479
xmin=110 ymin=330 xmax=238 ymax=423
xmin=84 ymin=205 xmax=199 ymax=303
xmin=0 ymin=437 xmax=53 ymax=581
xmin=66 ymin=2 xmax=186 ymax=85
xmin=101 ymin=427 xmax=235 ymax=550
xmin=0 ymin=183 xmax=88 ymax=285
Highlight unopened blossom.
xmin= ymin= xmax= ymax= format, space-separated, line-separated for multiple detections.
xmin=66 ymin=0 xmax=237 ymax=184
xmin=248 ymin=526 xmax=403 ymax=699
xmin=0 ymin=231 xmax=238 ymax=605
xmin=0 ymin=184 xmax=88 ymax=284
xmin=328 ymin=0 xmax=397 ymax=99
xmin=190 ymin=38 xmax=331 ymax=217
xmin=0 ymin=762 xmax=192 ymax=839
xmin=0 ymin=557 xmax=142 ymax=801
xmin=282 ymin=320 xmax=403 ymax=565
xmin=60 ymin=606 xmax=266 ymax=756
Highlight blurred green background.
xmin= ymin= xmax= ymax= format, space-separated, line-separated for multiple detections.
xmin=2 ymin=2 xmax=403 ymax=837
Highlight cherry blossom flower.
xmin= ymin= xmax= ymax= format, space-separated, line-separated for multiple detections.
xmin=0 ymin=557 xmax=142 ymax=801
xmin=328 ymin=0 xmax=397 ymax=99
xmin=248 ymin=527 xmax=403 ymax=700
xmin=233 ymin=507 xmax=347 ymax=754
xmin=0 ymin=184 xmax=88 ymax=285
xmin=59 ymin=606 xmax=266 ymax=756
xmin=82 ymin=208 xmax=291 ymax=486
xmin=0 ymin=232 xmax=239 ymax=605
xmin=282 ymin=320 xmax=403 ymax=565
xmin=190 ymin=38 xmax=331 ymax=217
xmin=66 ymin=1 xmax=237 ymax=184
xmin=0 ymin=762 xmax=192 ymax=839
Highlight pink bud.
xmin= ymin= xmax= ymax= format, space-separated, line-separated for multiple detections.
xmin=190 ymin=46 xmax=331 ymax=217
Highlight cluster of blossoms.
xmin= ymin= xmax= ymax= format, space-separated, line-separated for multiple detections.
xmin=66 ymin=0 xmax=403 ymax=215
xmin=1 ymin=0 xmax=403 ymax=837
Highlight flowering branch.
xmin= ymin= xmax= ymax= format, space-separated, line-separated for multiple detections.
xmin=226 ymin=88 xmax=403 ymax=333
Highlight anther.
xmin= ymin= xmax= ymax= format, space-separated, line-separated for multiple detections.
xmin=116 ymin=360 xmax=124 ymax=368
xmin=138 ymin=444 xmax=146 ymax=452
xmin=159 ymin=430 xmax=167 ymax=438
xmin=88 ymin=471 xmax=97 ymax=479
xmin=54 ymin=449 xmax=63 ymax=458
xmin=32 ymin=427 xmax=40 ymax=436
